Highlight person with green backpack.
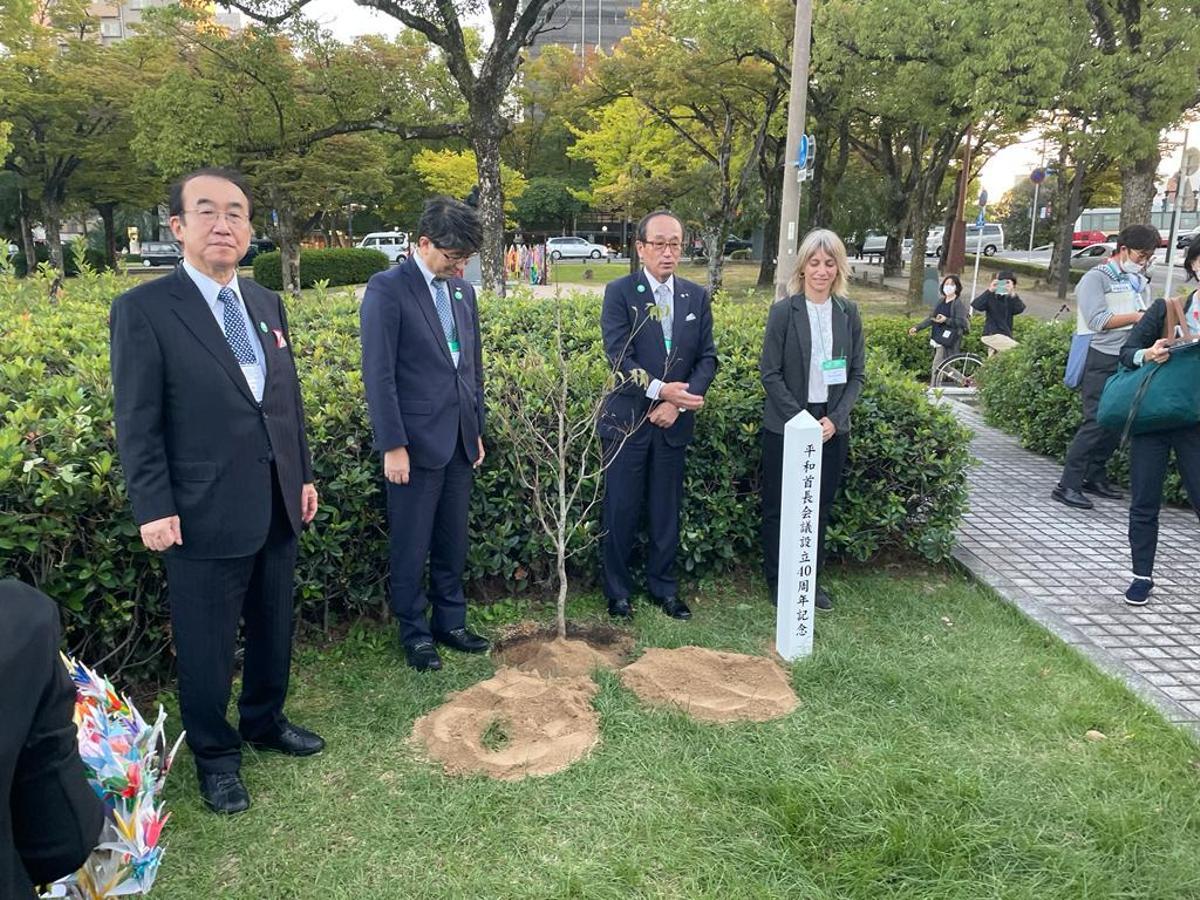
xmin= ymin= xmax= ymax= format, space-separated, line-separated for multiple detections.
xmin=1118 ymin=235 xmax=1200 ymax=605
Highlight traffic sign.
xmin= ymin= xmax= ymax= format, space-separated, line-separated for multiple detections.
xmin=978 ymin=189 xmax=989 ymax=207
xmin=796 ymin=134 xmax=809 ymax=169
xmin=975 ymin=209 xmax=985 ymax=226
xmin=1030 ymin=167 xmax=1046 ymax=185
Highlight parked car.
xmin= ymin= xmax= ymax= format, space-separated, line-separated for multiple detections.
xmin=1175 ymin=228 xmax=1199 ymax=250
xmin=139 ymin=241 xmax=182 ymax=267
xmin=546 ymin=235 xmax=613 ymax=260
xmin=239 ymin=237 xmax=276 ymax=267
xmin=357 ymin=231 xmax=409 ymax=263
xmin=690 ymin=236 xmax=754 ymax=259
xmin=964 ymin=223 xmax=1005 ymax=256
xmin=860 ymin=232 xmax=888 ymax=255
xmin=924 ymin=227 xmax=945 ymax=256
xmin=1072 ymin=229 xmax=1110 ymax=249
xmin=1070 ymin=242 xmax=1115 ymax=270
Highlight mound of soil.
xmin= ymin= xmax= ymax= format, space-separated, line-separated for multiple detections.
xmin=410 ymin=668 xmax=600 ymax=781
xmin=619 ymin=646 xmax=798 ymax=723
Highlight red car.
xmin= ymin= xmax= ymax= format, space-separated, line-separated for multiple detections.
xmin=1072 ymin=229 xmax=1109 ymax=248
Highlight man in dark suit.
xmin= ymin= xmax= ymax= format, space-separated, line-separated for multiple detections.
xmin=110 ymin=168 xmax=324 ymax=815
xmin=360 ymin=196 xmax=489 ymax=672
xmin=599 ymin=210 xmax=719 ymax=620
xmin=2 ymin=579 xmax=105 ymax=899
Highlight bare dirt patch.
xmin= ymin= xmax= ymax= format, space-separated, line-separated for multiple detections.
xmin=620 ymin=646 xmax=798 ymax=723
xmin=494 ymin=622 xmax=634 ymax=678
xmin=410 ymin=668 xmax=600 ymax=781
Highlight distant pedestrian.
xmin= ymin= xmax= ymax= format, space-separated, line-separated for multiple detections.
xmin=971 ymin=269 xmax=1025 ymax=353
xmin=1053 ymin=224 xmax=1159 ymax=511
xmin=910 ymin=274 xmax=969 ymax=382
xmin=1118 ymin=235 xmax=1200 ymax=606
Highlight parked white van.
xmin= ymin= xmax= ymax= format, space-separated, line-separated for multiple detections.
xmin=357 ymin=231 xmax=409 ymax=263
xmin=926 ymin=223 xmax=1005 ymax=257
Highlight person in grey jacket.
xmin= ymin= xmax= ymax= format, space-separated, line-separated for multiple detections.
xmin=760 ymin=229 xmax=866 ymax=610
xmin=910 ymin=274 xmax=969 ymax=382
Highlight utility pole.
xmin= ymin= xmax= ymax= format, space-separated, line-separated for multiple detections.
xmin=944 ymin=128 xmax=972 ymax=276
xmin=1163 ymin=126 xmax=1193 ymax=300
xmin=773 ymin=0 xmax=814 ymax=300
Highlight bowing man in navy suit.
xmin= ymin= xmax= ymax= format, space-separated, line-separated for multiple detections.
xmin=599 ymin=210 xmax=719 ymax=620
xmin=110 ymin=168 xmax=324 ymax=816
xmin=360 ymin=196 xmax=489 ymax=672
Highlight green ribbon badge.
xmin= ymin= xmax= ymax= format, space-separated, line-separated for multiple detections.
xmin=258 ymin=321 xmax=268 ymax=333
xmin=637 ymin=284 xmax=646 ymax=293
xmin=454 ymin=289 xmax=463 ymax=301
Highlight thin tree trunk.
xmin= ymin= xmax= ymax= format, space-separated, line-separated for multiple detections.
xmin=906 ymin=206 xmax=929 ymax=313
xmin=473 ymin=117 xmax=507 ymax=296
xmin=705 ymin=229 xmax=725 ymax=295
xmin=756 ymin=138 xmax=784 ymax=288
xmin=17 ymin=191 xmax=36 ymax=272
xmin=275 ymin=202 xmax=302 ymax=295
xmin=97 ymin=202 xmax=118 ymax=271
xmin=1119 ymin=151 xmax=1159 ymax=230
xmin=42 ymin=195 xmax=65 ymax=275
xmin=555 ymin=298 xmax=569 ymax=639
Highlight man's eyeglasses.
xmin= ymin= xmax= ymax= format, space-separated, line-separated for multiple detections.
xmin=182 ymin=208 xmax=248 ymax=227
xmin=640 ymin=240 xmax=683 ymax=253
xmin=1128 ymin=249 xmax=1153 ymax=264
xmin=436 ymin=245 xmax=473 ymax=263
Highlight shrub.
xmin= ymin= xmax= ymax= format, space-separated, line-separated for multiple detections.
xmin=864 ymin=314 xmax=1040 ymax=381
xmin=9 ymin=240 xmax=107 ymax=277
xmin=0 ymin=273 xmax=971 ymax=681
xmin=252 ymin=247 xmax=389 ymax=290
xmin=975 ymin=319 xmax=1188 ymax=504
xmin=965 ymin=254 xmax=1084 ymax=286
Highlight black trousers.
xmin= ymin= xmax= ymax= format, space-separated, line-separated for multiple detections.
xmin=1060 ymin=347 xmax=1121 ymax=490
xmin=601 ymin=428 xmax=687 ymax=601
xmin=385 ymin=444 xmax=473 ymax=646
xmin=1128 ymin=423 xmax=1200 ymax=578
xmin=165 ymin=471 xmax=297 ymax=775
xmin=761 ymin=407 xmax=850 ymax=593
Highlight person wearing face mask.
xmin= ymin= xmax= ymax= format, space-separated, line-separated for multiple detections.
xmin=1052 ymin=224 xmax=1161 ymax=510
xmin=760 ymin=229 xmax=866 ymax=611
xmin=909 ymin=274 xmax=969 ymax=382
xmin=971 ymin=269 xmax=1025 ymax=353
xmin=1117 ymin=234 xmax=1200 ymax=605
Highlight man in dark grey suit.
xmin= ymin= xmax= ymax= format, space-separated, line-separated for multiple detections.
xmin=599 ymin=210 xmax=719 ymax=621
xmin=110 ymin=168 xmax=324 ymax=815
xmin=2 ymin=579 xmax=104 ymax=899
xmin=360 ymin=197 xmax=489 ymax=672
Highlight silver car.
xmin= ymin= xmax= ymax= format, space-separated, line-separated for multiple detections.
xmin=547 ymin=236 xmax=612 ymax=260
xmin=1070 ymin=242 xmax=1115 ymax=270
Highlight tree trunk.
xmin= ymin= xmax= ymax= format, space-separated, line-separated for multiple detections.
xmin=1053 ymin=160 xmax=1087 ymax=300
xmin=275 ymin=202 xmax=302 ymax=295
xmin=906 ymin=208 xmax=929 ymax=313
xmin=97 ymin=202 xmax=118 ymax=271
xmin=704 ymin=229 xmax=725 ymax=295
xmin=17 ymin=191 xmax=37 ymax=272
xmin=1119 ymin=150 xmax=1159 ymax=230
xmin=756 ymin=139 xmax=784 ymax=288
xmin=42 ymin=196 xmax=65 ymax=275
xmin=472 ymin=116 xmax=507 ymax=296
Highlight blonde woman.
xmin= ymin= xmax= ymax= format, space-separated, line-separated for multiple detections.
xmin=759 ymin=229 xmax=866 ymax=610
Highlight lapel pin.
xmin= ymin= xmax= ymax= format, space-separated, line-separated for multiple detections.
xmin=258 ymin=321 xmax=268 ymax=333
xmin=454 ymin=289 xmax=463 ymax=300
xmin=637 ymin=284 xmax=646 ymax=293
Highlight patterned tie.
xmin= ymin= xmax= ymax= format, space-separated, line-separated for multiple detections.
xmin=432 ymin=278 xmax=459 ymax=345
xmin=656 ymin=283 xmax=673 ymax=344
xmin=217 ymin=286 xmax=257 ymax=365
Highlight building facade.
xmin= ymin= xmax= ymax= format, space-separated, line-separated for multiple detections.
xmin=529 ymin=0 xmax=639 ymax=57
xmin=88 ymin=0 xmax=241 ymax=45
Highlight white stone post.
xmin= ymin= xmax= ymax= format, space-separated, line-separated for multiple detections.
xmin=775 ymin=410 xmax=823 ymax=661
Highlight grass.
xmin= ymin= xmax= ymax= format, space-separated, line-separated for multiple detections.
xmin=151 ymin=568 xmax=1200 ymax=899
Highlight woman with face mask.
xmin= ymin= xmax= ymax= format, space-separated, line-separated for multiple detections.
xmin=1117 ymin=234 xmax=1200 ymax=606
xmin=909 ymin=274 xmax=970 ymax=383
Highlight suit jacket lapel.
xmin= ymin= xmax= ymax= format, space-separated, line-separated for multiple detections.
xmin=831 ymin=297 xmax=849 ymax=361
xmin=240 ymin=284 xmax=275 ymax=394
xmin=672 ymin=280 xmax=692 ymax=344
xmin=448 ymin=280 xmax=471 ymax=368
xmin=635 ymin=271 xmax=666 ymax=350
xmin=789 ymin=294 xmax=812 ymax=383
xmin=405 ymin=260 xmax=455 ymax=369
xmin=168 ymin=268 xmax=259 ymax=408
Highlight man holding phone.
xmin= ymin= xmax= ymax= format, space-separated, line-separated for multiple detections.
xmin=971 ymin=269 xmax=1025 ymax=352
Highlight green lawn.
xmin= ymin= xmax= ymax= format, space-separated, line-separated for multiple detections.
xmin=152 ymin=569 xmax=1200 ymax=898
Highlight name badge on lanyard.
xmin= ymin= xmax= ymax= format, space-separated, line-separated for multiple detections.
xmin=822 ymin=357 xmax=848 ymax=385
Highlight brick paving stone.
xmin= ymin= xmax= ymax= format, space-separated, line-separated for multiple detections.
xmin=945 ymin=399 xmax=1200 ymax=734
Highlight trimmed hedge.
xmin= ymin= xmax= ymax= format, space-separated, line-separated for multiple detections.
xmin=0 ymin=272 xmax=971 ymax=680
xmin=863 ymin=313 xmax=1040 ymax=381
xmin=964 ymin=253 xmax=1084 ymax=286
xmin=252 ymin=247 xmax=389 ymax=290
xmin=975 ymin=319 xmax=1188 ymax=504
xmin=10 ymin=241 xmax=108 ymax=277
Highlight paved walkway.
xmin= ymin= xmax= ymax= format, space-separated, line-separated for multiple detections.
xmin=948 ymin=399 xmax=1200 ymax=732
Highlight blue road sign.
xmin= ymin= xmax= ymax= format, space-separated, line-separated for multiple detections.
xmin=796 ymin=134 xmax=809 ymax=169
xmin=975 ymin=209 xmax=986 ymax=226
xmin=1030 ymin=167 xmax=1046 ymax=185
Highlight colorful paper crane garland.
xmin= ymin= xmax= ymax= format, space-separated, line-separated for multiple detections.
xmin=41 ymin=655 xmax=185 ymax=899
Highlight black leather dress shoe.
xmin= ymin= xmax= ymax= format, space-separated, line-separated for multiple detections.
xmin=815 ymin=585 xmax=833 ymax=611
xmin=245 ymin=722 xmax=325 ymax=757
xmin=651 ymin=595 xmax=692 ymax=620
xmin=432 ymin=627 xmax=490 ymax=654
xmin=1082 ymin=479 xmax=1124 ymax=500
xmin=405 ymin=640 xmax=443 ymax=671
xmin=1052 ymin=485 xmax=1094 ymax=509
xmin=608 ymin=597 xmax=633 ymax=619
xmin=199 ymin=771 xmax=250 ymax=815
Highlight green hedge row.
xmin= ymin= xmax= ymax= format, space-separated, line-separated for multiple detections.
xmin=9 ymin=241 xmax=108 ymax=277
xmin=251 ymin=247 xmax=390 ymax=290
xmin=975 ymin=319 xmax=1188 ymax=505
xmin=964 ymin=254 xmax=1084 ymax=286
xmin=861 ymin=313 xmax=1040 ymax=381
xmin=0 ymin=271 xmax=971 ymax=680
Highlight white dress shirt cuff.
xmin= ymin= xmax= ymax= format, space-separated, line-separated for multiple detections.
xmin=646 ymin=378 xmax=664 ymax=400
